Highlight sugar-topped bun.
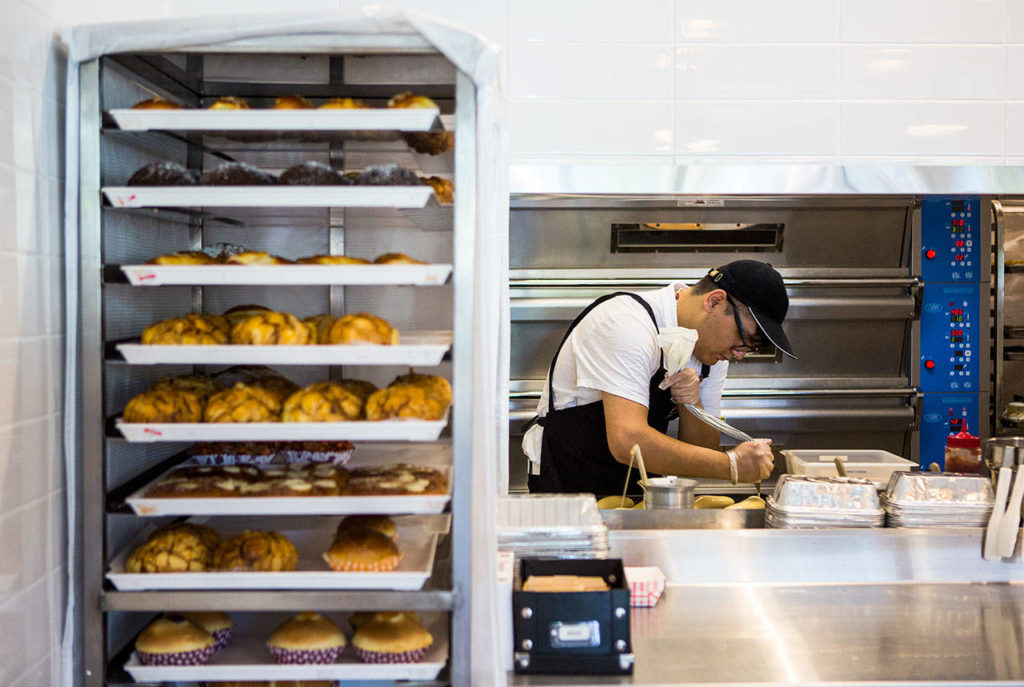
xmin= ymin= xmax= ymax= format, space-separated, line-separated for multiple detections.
xmin=387 ymin=92 xmax=438 ymax=109
xmin=326 ymin=313 xmax=398 ymax=345
xmin=224 ymin=251 xmax=293 ymax=265
xmin=204 ymin=383 xmax=283 ymax=423
xmin=351 ymin=612 xmax=433 ymax=664
xmin=207 ymin=96 xmax=250 ymax=110
xmin=141 ymin=313 xmax=231 ymax=345
xmin=279 ymin=161 xmax=350 ymax=186
xmin=135 ymin=616 xmax=215 ymax=666
xmin=200 ymin=161 xmax=276 ymax=186
xmin=354 ymin=163 xmax=423 ymax=187
xmin=231 ymin=311 xmax=311 ymax=346
xmin=128 ymin=161 xmax=197 ymax=186
xmin=296 ymin=255 xmax=369 ymax=265
xmin=323 ymin=528 xmax=402 ymax=572
xmin=373 ymin=252 xmax=425 ymax=265
xmin=123 ymin=389 xmax=204 ymax=424
xmin=146 ymin=250 xmax=219 ymax=265
xmin=267 ymin=612 xmax=346 ymax=665
xmin=282 ymin=382 xmax=364 ymax=422
xmin=319 ymin=97 xmax=369 ymax=109
xmin=336 ymin=514 xmax=397 ymax=542
xmin=213 ymin=530 xmax=298 ymax=571
xmin=273 ymin=94 xmax=312 ymax=109
xmin=131 ymin=97 xmax=183 ymax=110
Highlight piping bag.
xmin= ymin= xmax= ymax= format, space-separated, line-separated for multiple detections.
xmin=656 ymin=327 xmax=699 ymax=390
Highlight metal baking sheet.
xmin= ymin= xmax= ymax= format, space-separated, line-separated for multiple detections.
xmin=106 ymin=522 xmax=438 ymax=591
xmin=102 ymin=186 xmax=435 ymax=208
xmin=108 ymin=107 xmax=441 ymax=132
xmin=122 ymin=612 xmax=446 ymax=682
xmin=115 ymin=411 xmax=449 ymax=443
xmin=120 ymin=263 xmax=452 ymax=286
xmin=117 ymin=331 xmax=452 ymax=366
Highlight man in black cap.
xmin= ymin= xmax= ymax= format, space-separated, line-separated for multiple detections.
xmin=524 ymin=260 xmax=796 ymax=495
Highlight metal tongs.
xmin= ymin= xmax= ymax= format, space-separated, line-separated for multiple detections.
xmin=683 ymin=404 xmax=761 ymax=497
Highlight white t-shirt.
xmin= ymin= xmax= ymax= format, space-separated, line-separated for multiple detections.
xmin=522 ymin=283 xmax=728 ymax=469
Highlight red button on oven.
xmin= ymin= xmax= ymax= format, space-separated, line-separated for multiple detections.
xmin=926 ymin=249 xmax=936 ymax=259
xmin=925 ymin=360 xmax=935 ymax=370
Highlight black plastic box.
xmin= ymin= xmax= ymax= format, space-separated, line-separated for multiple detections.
xmin=512 ymin=558 xmax=633 ymax=674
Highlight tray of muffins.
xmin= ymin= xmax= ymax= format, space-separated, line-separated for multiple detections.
xmin=123 ymin=610 xmax=446 ymax=682
xmin=125 ymin=445 xmax=452 ymax=516
xmin=106 ymin=515 xmax=446 ymax=591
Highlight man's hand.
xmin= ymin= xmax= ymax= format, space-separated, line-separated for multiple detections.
xmin=732 ymin=439 xmax=774 ymax=482
xmin=664 ymin=367 xmax=701 ymax=406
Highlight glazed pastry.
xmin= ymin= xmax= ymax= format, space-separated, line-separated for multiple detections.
xmin=148 ymin=374 xmax=225 ymax=401
xmin=135 ymin=616 xmax=215 ymax=666
xmin=141 ymin=313 xmax=231 ymax=345
xmin=373 ymin=252 xmax=426 ymax=265
xmin=204 ymin=383 xmax=283 ymax=423
xmin=351 ymin=611 xmax=433 ymax=663
xmin=421 ymin=175 xmax=454 ymax=203
xmin=387 ymin=92 xmax=438 ymax=110
xmin=266 ymin=612 xmax=346 ymax=665
xmin=272 ymin=94 xmax=313 ymax=109
xmin=131 ymin=97 xmax=183 ymax=110
xmin=296 ymin=255 xmax=369 ymax=265
xmin=345 ymin=464 xmax=448 ymax=496
xmin=354 ymin=163 xmax=423 ymax=187
xmin=326 ymin=313 xmax=398 ymax=345
xmin=199 ymin=161 xmax=276 ymax=186
xmin=213 ymin=530 xmax=298 ymax=571
xmin=145 ymin=250 xmax=220 ymax=265
xmin=364 ymin=384 xmax=446 ymax=421
xmin=279 ymin=160 xmax=351 ymax=186
xmin=124 ymin=524 xmax=220 ymax=573
xmin=212 ymin=365 xmax=301 ymax=403
xmin=127 ymin=161 xmax=197 ymax=186
xmin=282 ymin=382 xmax=364 ymax=422
xmin=123 ymin=389 xmax=204 ymax=423
xmin=336 ymin=514 xmax=397 ymax=542
xmin=335 ymin=379 xmax=378 ymax=403
xmin=231 ymin=311 xmax=311 ymax=345
xmin=319 ymin=97 xmax=370 ymax=109
xmin=179 ymin=612 xmax=233 ymax=652
xmin=148 ymin=522 xmax=223 ymax=552
xmin=323 ymin=528 xmax=402 ymax=572
xmin=223 ymin=304 xmax=273 ymax=329
xmin=207 ymin=96 xmax=250 ymax=110
xmin=223 ymin=251 xmax=293 ymax=265
xmin=404 ymin=131 xmax=454 ymax=156
xmin=301 ymin=314 xmax=335 ymax=344
xmin=389 ymin=370 xmax=452 ymax=407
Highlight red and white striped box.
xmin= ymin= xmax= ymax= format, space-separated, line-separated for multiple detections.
xmin=624 ymin=566 xmax=666 ymax=607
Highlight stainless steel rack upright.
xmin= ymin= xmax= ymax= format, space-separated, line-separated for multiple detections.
xmin=72 ymin=33 xmax=479 ymax=686
xmin=994 ymin=200 xmax=1024 ymax=437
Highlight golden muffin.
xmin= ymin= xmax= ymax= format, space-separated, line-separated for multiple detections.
xmin=204 ymin=383 xmax=283 ymax=423
xmin=390 ymin=371 xmax=452 ymax=407
xmin=223 ymin=304 xmax=273 ymax=329
xmin=272 ymin=94 xmax=312 ymax=109
xmin=135 ymin=616 xmax=215 ymax=666
xmin=281 ymin=382 xmax=364 ymax=422
xmin=373 ymin=252 xmax=426 ymax=265
xmin=148 ymin=374 xmax=225 ymax=401
xmin=146 ymin=251 xmax=219 ymax=265
xmin=214 ymin=530 xmax=298 ymax=572
xmin=266 ymin=612 xmax=346 ymax=665
xmin=207 ymin=96 xmax=250 ymax=110
xmin=125 ymin=524 xmax=220 ymax=573
xmin=364 ymin=384 xmax=446 ymax=421
xmin=123 ymin=389 xmax=204 ymax=423
xmin=351 ymin=612 xmax=433 ymax=664
xmin=223 ymin=251 xmax=293 ymax=265
xmin=326 ymin=313 xmax=398 ymax=345
xmin=141 ymin=313 xmax=231 ymax=345
xmin=131 ymin=97 xmax=183 ymax=110
xmin=336 ymin=514 xmax=397 ymax=542
xmin=323 ymin=528 xmax=402 ymax=572
xmin=349 ymin=610 xmax=421 ymax=630
xmin=319 ymin=97 xmax=370 ymax=109
xmin=421 ymin=175 xmax=454 ymax=204
xmin=231 ymin=311 xmax=311 ymax=346
xmin=387 ymin=92 xmax=438 ymax=109
xmin=301 ymin=314 xmax=335 ymax=344
xmin=179 ymin=611 xmax=234 ymax=652
xmin=295 ymin=255 xmax=370 ymax=265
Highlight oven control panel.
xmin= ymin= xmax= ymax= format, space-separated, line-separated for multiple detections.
xmin=920 ymin=197 xmax=980 ymax=283
xmin=919 ymin=283 xmax=980 ymax=392
xmin=920 ymin=393 xmax=980 ymax=469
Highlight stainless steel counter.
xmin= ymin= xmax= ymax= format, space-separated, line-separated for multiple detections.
xmin=510 ymin=582 xmax=1024 ymax=686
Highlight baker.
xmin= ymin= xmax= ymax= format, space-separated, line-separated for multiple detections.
xmin=524 ymin=260 xmax=796 ymax=495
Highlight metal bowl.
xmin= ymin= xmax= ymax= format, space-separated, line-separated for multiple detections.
xmin=642 ymin=477 xmax=697 ymax=509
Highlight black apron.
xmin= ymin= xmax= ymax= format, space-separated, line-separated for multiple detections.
xmin=526 ymin=292 xmax=707 ymax=497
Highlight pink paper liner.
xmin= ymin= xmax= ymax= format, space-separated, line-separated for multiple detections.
xmin=137 ymin=645 xmax=214 ymax=666
xmin=356 ymin=646 xmax=430 ymax=663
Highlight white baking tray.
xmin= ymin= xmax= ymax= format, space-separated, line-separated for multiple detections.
xmin=108 ymin=107 xmax=441 ymax=132
xmin=122 ymin=612 xmax=446 ymax=682
xmin=106 ymin=520 xmax=438 ymax=591
xmin=117 ymin=331 xmax=452 ymax=366
xmin=102 ymin=186 xmax=434 ymax=208
xmin=115 ymin=410 xmax=449 ymax=443
xmin=125 ymin=445 xmax=453 ymax=516
xmin=120 ymin=263 xmax=452 ymax=286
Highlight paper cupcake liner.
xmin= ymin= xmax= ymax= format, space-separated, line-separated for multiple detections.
xmin=267 ymin=645 xmax=342 ymax=664
xmin=324 ymin=553 xmax=401 ymax=572
xmin=211 ymin=627 xmax=233 ymax=652
xmin=137 ymin=645 xmax=214 ymax=666
xmin=355 ymin=646 xmax=430 ymax=664
xmin=279 ymin=448 xmax=354 ymax=465
xmin=190 ymin=452 xmax=278 ymax=466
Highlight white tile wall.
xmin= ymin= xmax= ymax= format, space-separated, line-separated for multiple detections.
xmin=676 ymin=0 xmax=838 ymax=43
xmin=509 ymin=44 xmax=672 ymax=100
xmin=675 ymin=45 xmax=838 ymax=99
xmin=675 ymin=100 xmax=837 ymax=156
xmin=840 ymin=0 xmax=1005 ymax=43
xmin=509 ymin=99 xmax=674 ymax=155
xmin=841 ymin=45 xmax=1004 ymax=100
xmin=840 ymin=101 xmax=1003 ymax=156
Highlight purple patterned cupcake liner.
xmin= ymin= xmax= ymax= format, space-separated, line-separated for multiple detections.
xmin=267 ymin=645 xmax=342 ymax=664
xmin=355 ymin=646 xmax=430 ymax=664
xmin=279 ymin=448 xmax=354 ymax=465
xmin=190 ymin=452 xmax=277 ymax=466
xmin=137 ymin=645 xmax=214 ymax=666
xmin=211 ymin=627 xmax=232 ymax=652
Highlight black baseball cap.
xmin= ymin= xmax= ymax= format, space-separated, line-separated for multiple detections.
xmin=707 ymin=260 xmax=796 ymax=359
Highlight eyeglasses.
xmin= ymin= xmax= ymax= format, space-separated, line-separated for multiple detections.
xmin=726 ymin=295 xmax=763 ymax=354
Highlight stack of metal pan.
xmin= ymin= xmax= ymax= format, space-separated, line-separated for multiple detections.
xmin=766 ymin=474 xmax=885 ymax=528
xmin=881 ymin=472 xmax=994 ymax=527
xmin=496 ymin=495 xmax=610 ymax=566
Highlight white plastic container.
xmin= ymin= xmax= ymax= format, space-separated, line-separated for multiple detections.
xmin=783 ymin=449 xmax=915 ymax=487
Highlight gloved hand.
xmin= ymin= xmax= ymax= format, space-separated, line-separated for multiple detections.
xmin=730 ymin=439 xmax=774 ymax=483
xmin=664 ymin=368 xmax=701 ymax=406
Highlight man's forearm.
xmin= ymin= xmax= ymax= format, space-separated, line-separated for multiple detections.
xmin=677 ymin=405 xmax=720 ymax=449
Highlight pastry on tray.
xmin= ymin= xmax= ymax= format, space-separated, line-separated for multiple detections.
xmin=301 ymin=314 xmax=335 ymax=344
xmin=123 ymin=389 xmax=204 ymax=424
xmin=272 ymin=94 xmax=312 ymax=109
xmin=212 ymin=365 xmax=301 ymax=403
xmin=373 ymin=252 xmax=426 ymax=265
xmin=145 ymin=250 xmax=220 ymax=265
xmin=364 ymin=384 xmax=445 ymax=421
xmin=267 ymin=612 xmax=346 ymax=665
xmin=336 ymin=514 xmax=397 ymax=542
xmin=390 ymin=370 xmax=452 ymax=407
xmin=199 ymin=161 xmax=276 ymax=185
xmin=213 ymin=530 xmax=299 ymax=572
xmin=204 ymin=383 xmax=284 ymax=423
xmin=421 ymin=175 xmax=454 ymax=203
xmin=387 ymin=92 xmax=438 ymax=110
xmin=207 ymin=96 xmax=250 ymax=110
xmin=279 ymin=160 xmax=351 ymax=186
xmin=141 ymin=313 xmax=231 ymax=345
xmin=351 ymin=611 xmax=433 ymax=664
xmin=323 ymin=528 xmax=402 ymax=572
xmin=319 ymin=97 xmax=370 ymax=109
xmin=335 ymin=379 xmax=378 ymax=403
xmin=344 ymin=464 xmax=448 ymax=496
xmin=348 ymin=610 xmax=421 ymax=630
xmin=282 ymin=382 xmax=364 ymax=422
xmin=124 ymin=523 xmax=221 ymax=573
xmin=223 ymin=304 xmax=273 ymax=328
xmin=179 ymin=611 xmax=234 ymax=653
xmin=149 ymin=374 xmax=225 ymax=401
xmin=135 ymin=616 xmax=215 ymax=666
xmin=127 ymin=161 xmax=197 ymax=186
xmin=405 ymin=130 xmax=454 ymax=156
xmin=230 ymin=310 xmax=311 ymax=345
xmin=295 ymin=254 xmax=369 ymax=265
xmin=326 ymin=312 xmax=399 ymax=345
xmin=353 ymin=163 xmax=423 ymax=187
xmin=223 ymin=251 xmax=293 ymax=265
xmin=131 ymin=97 xmax=183 ymax=110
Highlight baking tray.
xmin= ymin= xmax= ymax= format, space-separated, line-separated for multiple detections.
xmin=108 ymin=107 xmax=441 ymax=132
xmin=115 ymin=409 xmax=449 ymax=443
xmin=125 ymin=444 xmax=452 ymax=516
xmin=120 ymin=263 xmax=452 ymax=286
xmin=116 ymin=331 xmax=452 ymax=366
xmin=106 ymin=519 xmax=439 ymax=591
xmin=102 ymin=186 xmax=435 ymax=209
xmin=122 ymin=612 xmax=447 ymax=682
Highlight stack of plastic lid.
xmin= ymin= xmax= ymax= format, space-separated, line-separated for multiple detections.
xmin=882 ymin=471 xmax=994 ymax=527
xmin=496 ymin=495 xmax=610 ymax=564
xmin=766 ymin=475 xmax=885 ymax=528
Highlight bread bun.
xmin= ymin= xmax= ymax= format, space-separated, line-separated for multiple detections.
xmin=207 ymin=96 xmax=250 ymax=110
xmin=404 ymin=131 xmax=454 ymax=156
xmin=336 ymin=514 xmax=397 ymax=542
xmin=131 ymin=97 xmax=183 ymax=110
xmin=318 ymin=97 xmax=369 ymax=109
xmin=301 ymin=314 xmax=335 ymax=344
xmin=296 ymin=255 xmax=369 ymax=265
xmin=148 ymin=522 xmax=223 ymax=552
xmin=128 ymin=161 xmax=197 ymax=186
xmin=199 ymin=161 xmax=276 ymax=186
xmin=282 ymin=382 xmax=364 ymax=422
xmin=364 ymin=384 xmax=445 ymax=421
xmin=213 ymin=530 xmax=298 ymax=571
xmin=273 ymin=94 xmax=312 ymax=109
xmin=141 ymin=314 xmax=231 ymax=345
xmin=123 ymin=389 xmax=204 ymax=423
xmin=224 ymin=251 xmax=293 ymax=265
xmin=146 ymin=251 xmax=219 ymax=265
xmin=279 ymin=161 xmax=350 ymax=186
xmin=354 ymin=163 xmax=422 ymax=187
xmin=231 ymin=311 xmax=311 ymax=346
xmin=390 ymin=371 xmax=452 ymax=407
xmin=326 ymin=313 xmax=398 ymax=345
xmin=373 ymin=252 xmax=425 ymax=265
xmin=149 ymin=374 xmax=225 ymax=401
xmin=267 ymin=612 xmax=346 ymax=665
xmin=223 ymin=304 xmax=273 ymax=328
xmin=335 ymin=379 xmax=378 ymax=403
xmin=351 ymin=612 xmax=433 ymax=663
xmin=125 ymin=526 xmax=218 ymax=573
xmin=387 ymin=92 xmax=438 ymax=109
xmin=421 ymin=175 xmax=454 ymax=203
xmin=204 ymin=383 xmax=283 ymax=423
xmin=323 ymin=528 xmax=402 ymax=572
xmin=135 ymin=616 xmax=215 ymax=666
